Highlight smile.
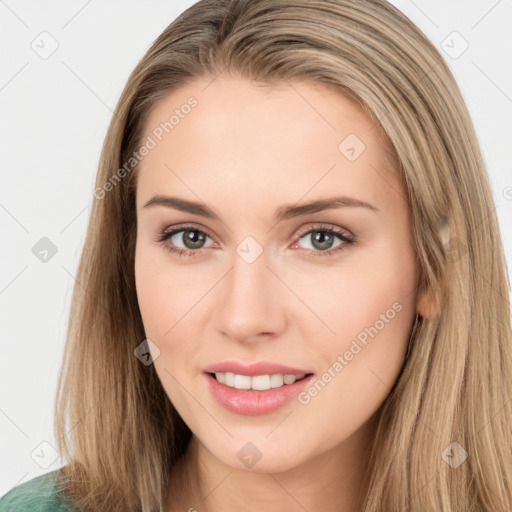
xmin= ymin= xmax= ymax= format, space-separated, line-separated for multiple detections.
xmin=212 ymin=372 xmax=308 ymax=391
xmin=205 ymin=372 xmax=315 ymax=415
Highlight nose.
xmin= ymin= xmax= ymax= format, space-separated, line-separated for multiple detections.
xmin=213 ymin=247 xmax=288 ymax=344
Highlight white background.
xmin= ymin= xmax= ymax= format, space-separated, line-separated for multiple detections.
xmin=1 ymin=0 xmax=511 ymax=496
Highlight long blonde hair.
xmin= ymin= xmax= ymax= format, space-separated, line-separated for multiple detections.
xmin=54 ymin=0 xmax=512 ymax=510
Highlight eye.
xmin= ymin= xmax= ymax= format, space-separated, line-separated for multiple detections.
xmin=154 ymin=223 xmax=355 ymax=258
xmin=293 ymin=224 xmax=355 ymax=257
xmin=154 ymin=225 xmax=215 ymax=257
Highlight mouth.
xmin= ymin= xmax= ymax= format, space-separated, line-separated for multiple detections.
xmin=207 ymin=371 xmax=314 ymax=391
xmin=204 ymin=371 xmax=316 ymax=415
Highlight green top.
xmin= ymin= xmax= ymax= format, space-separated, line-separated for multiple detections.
xmin=0 ymin=470 xmax=74 ymax=511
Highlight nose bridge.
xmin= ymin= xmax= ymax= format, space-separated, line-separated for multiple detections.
xmin=214 ymin=243 xmax=285 ymax=341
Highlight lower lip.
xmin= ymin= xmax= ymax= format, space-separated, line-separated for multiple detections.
xmin=204 ymin=372 xmax=315 ymax=416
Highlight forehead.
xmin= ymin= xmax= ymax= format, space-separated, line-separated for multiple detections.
xmin=142 ymin=76 xmax=377 ymax=150
xmin=135 ymin=76 xmax=401 ymax=213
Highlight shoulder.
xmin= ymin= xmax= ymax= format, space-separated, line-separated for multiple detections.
xmin=0 ymin=470 xmax=75 ymax=511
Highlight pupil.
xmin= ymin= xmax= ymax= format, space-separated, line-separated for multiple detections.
xmin=184 ymin=229 xmax=205 ymax=249
xmin=312 ymin=231 xmax=333 ymax=251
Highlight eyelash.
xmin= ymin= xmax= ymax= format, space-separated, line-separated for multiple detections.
xmin=154 ymin=223 xmax=355 ymax=258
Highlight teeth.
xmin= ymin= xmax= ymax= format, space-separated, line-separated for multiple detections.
xmin=269 ymin=374 xmax=283 ymax=388
xmin=252 ymin=375 xmax=271 ymax=390
xmin=224 ymin=372 xmax=235 ymax=387
xmin=283 ymin=374 xmax=298 ymax=385
xmin=214 ymin=372 xmax=306 ymax=391
xmin=234 ymin=374 xmax=251 ymax=389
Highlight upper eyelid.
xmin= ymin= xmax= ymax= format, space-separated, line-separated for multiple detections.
xmin=162 ymin=223 xmax=215 ymax=240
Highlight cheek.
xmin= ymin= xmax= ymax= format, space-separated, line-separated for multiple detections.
xmin=297 ymin=240 xmax=417 ymax=422
xmin=288 ymin=241 xmax=417 ymax=348
xmin=134 ymin=245 xmax=200 ymax=410
xmin=134 ymin=242 xmax=204 ymax=340
xmin=298 ymin=232 xmax=415 ymax=364
xmin=134 ymin=258 xmax=169 ymax=339
xmin=327 ymin=266 xmax=416 ymax=350
xmin=292 ymin=280 xmax=416 ymax=451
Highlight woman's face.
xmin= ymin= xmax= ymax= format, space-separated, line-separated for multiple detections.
xmin=134 ymin=75 xmax=423 ymax=473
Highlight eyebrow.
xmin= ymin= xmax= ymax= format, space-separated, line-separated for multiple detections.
xmin=142 ymin=194 xmax=379 ymax=222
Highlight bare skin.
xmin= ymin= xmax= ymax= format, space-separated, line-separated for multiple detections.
xmin=134 ymin=74 xmax=433 ymax=511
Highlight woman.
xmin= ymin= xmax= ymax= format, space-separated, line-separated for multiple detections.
xmin=1 ymin=0 xmax=511 ymax=510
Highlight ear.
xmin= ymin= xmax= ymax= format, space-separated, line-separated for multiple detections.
xmin=416 ymin=285 xmax=440 ymax=319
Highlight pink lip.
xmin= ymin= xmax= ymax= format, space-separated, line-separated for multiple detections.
xmin=204 ymin=372 xmax=315 ymax=416
xmin=203 ymin=360 xmax=313 ymax=376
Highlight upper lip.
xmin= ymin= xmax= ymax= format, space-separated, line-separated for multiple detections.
xmin=203 ymin=361 xmax=314 ymax=376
